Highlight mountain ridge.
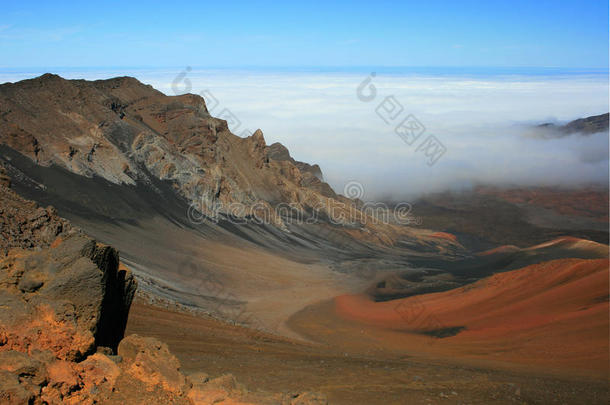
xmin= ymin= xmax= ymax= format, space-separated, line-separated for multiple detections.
xmin=0 ymin=74 xmax=410 ymax=235
xmin=537 ymin=112 xmax=609 ymax=137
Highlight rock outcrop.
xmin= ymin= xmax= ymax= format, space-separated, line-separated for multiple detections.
xmin=266 ymin=142 xmax=324 ymax=181
xmin=0 ymin=172 xmax=137 ymax=401
xmin=1 ymin=333 xmax=328 ymax=404
xmin=266 ymin=142 xmax=336 ymax=199
xmin=0 ymin=171 xmax=69 ymax=252
xmin=0 ymin=175 xmax=137 ymax=356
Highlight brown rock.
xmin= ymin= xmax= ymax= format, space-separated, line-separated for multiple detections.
xmin=0 ymin=350 xmax=48 ymax=402
xmin=0 ymin=370 xmax=34 ymax=405
xmin=118 ymin=334 xmax=189 ymax=395
xmin=267 ymin=142 xmax=325 ymax=182
xmin=0 ymin=187 xmax=137 ymax=360
xmin=78 ymin=353 xmax=122 ymax=397
xmin=0 ymin=185 xmax=69 ymax=253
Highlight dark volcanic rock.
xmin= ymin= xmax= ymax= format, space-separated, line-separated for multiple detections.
xmin=537 ymin=112 xmax=609 ymax=136
xmin=560 ymin=112 xmax=609 ymax=135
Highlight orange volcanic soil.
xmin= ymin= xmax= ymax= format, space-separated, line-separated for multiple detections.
xmin=524 ymin=236 xmax=602 ymax=251
xmin=477 ymin=236 xmax=608 ymax=256
xmin=334 ymin=258 xmax=610 ymax=374
xmin=476 ymin=244 xmax=521 ymax=256
xmin=431 ymin=231 xmax=458 ymax=242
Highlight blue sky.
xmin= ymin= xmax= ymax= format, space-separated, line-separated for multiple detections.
xmin=1 ymin=0 xmax=608 ymax=68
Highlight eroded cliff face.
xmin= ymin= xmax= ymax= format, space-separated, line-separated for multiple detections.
xmin=0 ymin=74 xmax=459 ymax=252
xmin=0 ymin=169 xmax=137 ymax=352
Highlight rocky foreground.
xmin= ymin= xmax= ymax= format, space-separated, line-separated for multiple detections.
xmin=0 ymin=166 xmax=325 ymax=404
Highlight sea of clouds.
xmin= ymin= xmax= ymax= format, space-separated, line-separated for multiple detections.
xmin=1 ymin=68 xmax=607 ymax=199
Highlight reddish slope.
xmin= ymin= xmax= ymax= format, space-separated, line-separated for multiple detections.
xmin=477 ymin=236 xmax=608 ymax=258
xmin=334 ymin=258 xmax=609 ymax=372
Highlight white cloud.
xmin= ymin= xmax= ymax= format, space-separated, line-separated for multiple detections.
xmin=156 ymin=69 xmax=608 ymax=198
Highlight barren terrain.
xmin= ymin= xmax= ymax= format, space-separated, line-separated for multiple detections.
xmin=128 ymin=301 xmax=609 ymax=405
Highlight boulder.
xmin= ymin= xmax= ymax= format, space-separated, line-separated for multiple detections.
xmin=0 ymin=232 xmax=137 ymax=359
xmin=118 ymin=334 xmax=189 ymax=395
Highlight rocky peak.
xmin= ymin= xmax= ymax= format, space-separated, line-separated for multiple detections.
xmin=251 ymin=128 xmax=266 ymax=145
xmin=537 ymin=112 xmax=609 ymax=136
xmin=267 ymin=142 xmax=291 ymax=161
xmin=34 ymin=73 xmax=63 ymax=83
xmin=267 ymin=142 xmax=324 ymax=181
